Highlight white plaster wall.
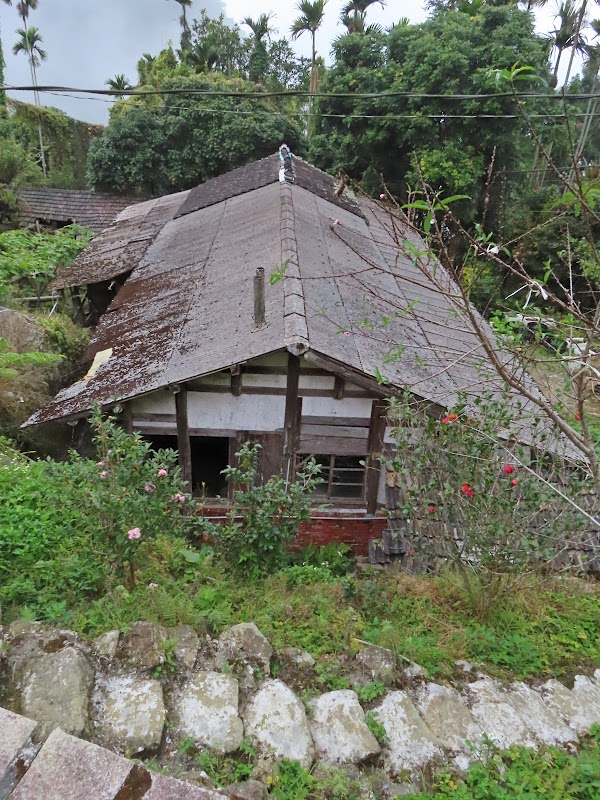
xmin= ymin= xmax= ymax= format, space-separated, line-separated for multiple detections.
xmin=302 ymin=396 xmax=374 ymax=419
xmin=132 ymin=391 xmax=175 ymax=415
xmin=187 ymin=391 xmax=285 ymax=431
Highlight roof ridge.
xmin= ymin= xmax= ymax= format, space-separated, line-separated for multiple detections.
xmin=280 ymin=182 xmax=309 ymax=356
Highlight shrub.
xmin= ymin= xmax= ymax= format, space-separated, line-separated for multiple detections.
xmin=384 ymin=390 xmax=591 ymax=618
xmin=50 ymin=406 xmax=195 ymax=586
xmin=204 ymin=442 xmax=321 ymax=577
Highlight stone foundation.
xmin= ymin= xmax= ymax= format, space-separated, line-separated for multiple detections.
xmin=1 ymin=620 xmax=599 ymax=798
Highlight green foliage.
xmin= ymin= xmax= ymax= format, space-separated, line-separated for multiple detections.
xmin=87 ymin=74 xmax=305 ymax=196
xmin=204 ymin=442 xmax=321 ymax=578
xmin=0 ymin=337 xmax=60 ymax=379
xmin=312 ymin=6 xmax=554 ymax=227
xmin=292 ymin=543 xmax=355 ymax=576
xmin=0 ymin=225 xmax=92 ymax=301
xmin=194 ymin=739 xmax=257 ymax=786
xmin=270 ymin=759 xmax=315 ymax=800
xmin=364 ymin=711 xmax=389 ymax=745
xmin=405 ymin=733 xmax=600 ymax=799
xmin=36 ymin=313 xmax=90 ymax=360
xmin=384 ymin=390 xmax=591 ymax=618
xmin=52 ymin=406 xmax=194 ymax=584
xmin=355 ymin=679 xmax=386 ymax=703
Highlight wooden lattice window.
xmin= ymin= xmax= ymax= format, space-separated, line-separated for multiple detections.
xmin=297 ymin=454 xmax=366 ymax=500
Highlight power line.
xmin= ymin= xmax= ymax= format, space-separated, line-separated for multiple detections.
xmin=34 ymin=91 xmax=600 ymax=122
xmin=5 ymin=83 xmax=600 ymax=102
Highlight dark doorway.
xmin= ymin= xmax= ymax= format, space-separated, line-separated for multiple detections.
xmin=191 ymin=437 xmax=230 ymax=497
xmin=142 ymin=434 xmax=178 ymax=454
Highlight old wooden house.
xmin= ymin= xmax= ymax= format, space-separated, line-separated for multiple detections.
xmin=26 ymin=150 xmax=565 ymax=552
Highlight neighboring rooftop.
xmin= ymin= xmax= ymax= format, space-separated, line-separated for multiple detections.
xmin=17 ymin=187 xmax=141 ymax=234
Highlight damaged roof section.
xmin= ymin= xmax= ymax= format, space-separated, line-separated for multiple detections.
xmin=51 ymin=190 xmax=190 ymax=290
xmin=17 ymin=187 xmax=140 ymax=234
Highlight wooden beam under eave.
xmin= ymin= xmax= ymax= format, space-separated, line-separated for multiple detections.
xmin=121 ymin=402 xmax=133 ymax=434
xmin=365 ymin=398 xmax=387 ymax=515
xmin=175 ymin=387 xmax=193 ymax=489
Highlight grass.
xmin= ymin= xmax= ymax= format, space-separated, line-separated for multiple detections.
xmin=7 ymin=535 xmax=598 ymax=683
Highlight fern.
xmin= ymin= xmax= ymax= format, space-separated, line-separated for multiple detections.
xmin=0 ymin=337 xmax=61 ymax=379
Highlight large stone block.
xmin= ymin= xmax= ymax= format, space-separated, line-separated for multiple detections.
xmin=243 ymin=679 xmax=314 ymax=767
xmin=175 ymin=672 xmax=243 ymax=755
xmin=10 ymin=728 xmax=132 ymax=800
xmin=464 ymin=678 xmax=536 ymax=749
xmin=414 ymin=683 xmax=483 ymax=755
xmin=216 ymin=623 xmax=273 ymax=675
xmin=122 ymin=621 xmax=166 ymax=670
xmin=21 ymin=648 xmax=94 ymax=738
xmin=0 ymin=707 xmax=38 ymax=778
xmin=309 ymin=690 xmax=380 ymax=766
xmin=167 ymin=625 xmax=200 ymax=671
xmin=145 ymin=771 xmax=226 ymax=799
xmin=374 ymin=691 xmax=442 ymax=779
xmin=505 ymin=682 xmax=576 ymax=746
xmin=536 ymin=679 xmax=594 ymax=735
xmin=96 ymin=675 xmax=166 ymax=754
xmin=571 ymin=675 xmax=600 ymax=723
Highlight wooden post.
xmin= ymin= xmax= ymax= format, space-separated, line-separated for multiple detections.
xmin=175 ymin=386 xmax=193 ymax=489
xmin=365 ymin=399 xmax=387 ymax=515
xmin=283 ymin=353 xmax=301 ymax=483
xmin=333 ymin=375 xmax=345 ymax=400
xmin=231 ymin=364 xmax=242 ymax=396
xmin=121 ymin=402 xmax=133 ymax=434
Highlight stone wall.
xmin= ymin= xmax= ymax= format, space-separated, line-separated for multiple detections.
xmin=1 ymin=620 xmax=599 ymax=799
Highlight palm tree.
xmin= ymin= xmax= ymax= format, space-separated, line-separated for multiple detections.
xmin=243 ymin=13 xmax=275 ymax=82
xmin=13 ymin=25 xmax=45 ymax=66
xmin=106 ymin=74 xmax=132 ymax=99
xmin=167 ymin=0 xmax=193 ymax=49
xmin=290 ymin=0 xmax=327 ymax=95
xmin=341 ymin=0 xmax=385 ymax=26
xmin=549 ymin=0 xmax=588 ymax=88
xmin=13 ymin=0 xmax=47 ymax=177
xmin=1 ymin=1 xmax=12 ymax=109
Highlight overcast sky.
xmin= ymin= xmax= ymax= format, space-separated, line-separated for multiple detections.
xmin=0 ymin=1 xmax=580 ymax=125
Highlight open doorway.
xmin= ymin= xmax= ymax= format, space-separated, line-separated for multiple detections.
xmin=191 ymin=437 xmax=230 ymax=498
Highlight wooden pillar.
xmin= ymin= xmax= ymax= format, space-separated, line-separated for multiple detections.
xmin=333 ymin=375 xmax=345 ymax=400
xmin=365 ymin=399 xmax=387 ymax=515
xmin=283 ymin=354 xmax=301 ymax=483
xmin=121 ymin=402 xmax=133 ymax=434
xmin=175 ymin=386 xmax=193 ymax=488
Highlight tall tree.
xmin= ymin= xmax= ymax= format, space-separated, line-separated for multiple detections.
xmin=12 ymin=25 xmax=45 ymax=66
xmin=341 ymin=0 xmax=385 ymax=26
xmin=243 ymin=13 xmax=275 ymax=83
xmin=14 ymin=0 xmax=46 ymax=176
xmin=549 ymin=0 xmax=588 ymax=87
xmin=168 ymin=0 xmax=193 ymax=50
xmin=290 ymin=0 xmax=327 ymax=94
xmin=0 ymin=0 xmax=11 ymax=111
xmin=106 ymin=74 xmax=132 ymax=99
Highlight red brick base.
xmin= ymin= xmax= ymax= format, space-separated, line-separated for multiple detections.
xmin=201 ymin=506 xmax=386 ymax=557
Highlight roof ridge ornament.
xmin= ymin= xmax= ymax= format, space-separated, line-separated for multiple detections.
xmin=278 ymin=144 xmax=296 ymax=184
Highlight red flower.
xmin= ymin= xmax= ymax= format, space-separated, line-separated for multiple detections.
xmin=511 ymin=479 xmax=518 ymax=487
xmin=447 ymin=413 xmax=459 ymax=422
xmin=427 ymin=504 xmax=436 ymax=513
xmin=461 ymin=482 xmax=475 ymax=497
xmin=407 ymin=550 xmax=413 ymax=556
xmin=503 ymin=464 xmax=515 ymax=476
xmin=575 ymin=412 xmax=581 ymax=421
xmin=441 ymin=417 xmax=449 ymax=424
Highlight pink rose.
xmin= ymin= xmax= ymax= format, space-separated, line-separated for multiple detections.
xmin=379 ymin=193 xmax=386 ymax=200
xmin=148 ymin=582 xmax=159 ymax=589
xmin=128 ymin=527 xmax=142 ymax=540
xmin=145 ymin=483 xmax=155 ymax=493
xmin=99 ymin=471 xmax=107 ymax=479
xmin=174 ymin=493 xmax=186 ymax=503
xmin=157 ymin=468 xmax=168 ymax=477
xmin=96 ymin=461 xmax=104 ymax=467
